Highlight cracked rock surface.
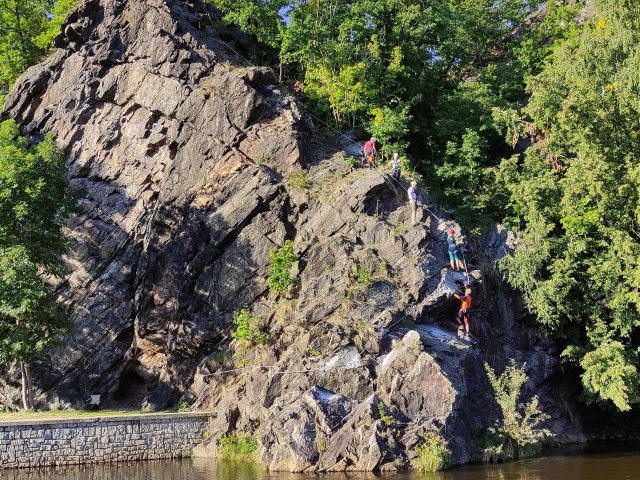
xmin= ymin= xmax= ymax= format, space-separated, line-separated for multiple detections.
xmin=1 ymin=0 xmax=585 ymax=471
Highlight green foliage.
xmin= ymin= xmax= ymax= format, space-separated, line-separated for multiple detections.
xmin=0 ymin=246 xmax=70 ymax=365
xmin=580 ymin=341 xmax=639 ymax=412
xmin=0 ymin=1 xmax=48 ymax=94
xmin=0 ymin=119 xmax=79 ymax=409
xmin=177 ymin=402 xmax=191 ymax=413
xmin=498 ymin=0 xmax=640 ymax=411
xmin=413 ymin=431 xmax=451 ymax=472
xmin=345 ymin=156 xmax=359 ymax=169
xmin=389 ymin=223 xmax=408 ymax=238
xmin=266 ymin=240 xmax=298 ymax=293
xmin=351 ymin=265 xmax=373 ymax=286
xmin=369 ymin=105 xmax=412 ymax=159
xmin=33 ymin=0 xmax=80 ymax=51
xmin=0 ymin=120 xmax=79 ymax=364
xmin=287 ymin=169 xmax=309 ymax=192
xmin=0 ymin=0 xmax=79 ymax=95
xmin=208 ymin=0 xmax=287 ymax=50
xmin=0 ymin=121 xmax=81 ymax=271
xmin=217 ymin=431 xmax=260 ymax=464
xmin=377 ymin=402 xmax=396 ymax=428
xmin=231 ymin=308 xmax=269 ymax=349
xmin=306 ymin=347 xmax=320 ymax=357
xmin=483 ymin=361 xmax=551 ymax=461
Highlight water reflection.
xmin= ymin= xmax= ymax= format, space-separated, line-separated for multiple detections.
xmin=6 ymin=453 xmax=640 ymax=480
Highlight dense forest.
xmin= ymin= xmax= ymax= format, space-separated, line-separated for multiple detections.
xmin=1 ymin=0 xmax=639 ymax=415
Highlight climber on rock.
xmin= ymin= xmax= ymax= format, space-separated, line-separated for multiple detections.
xmin=363 ymin=137 xmax=377 ymax=168
xmin=408 ymin=180 xmax=419 ymax=225
xmin=454 ymin=287 xmax=473 ymax=340
xmin=447 ymin=228 xmax=464 ymax=271
xmin=390 ymin=152 xmax=401 ymax=181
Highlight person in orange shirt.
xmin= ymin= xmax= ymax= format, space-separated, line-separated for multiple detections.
xmin=454 ymin=287 xmax=472 ymax=339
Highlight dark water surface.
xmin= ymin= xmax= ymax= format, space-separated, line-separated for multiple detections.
xmin=5 ymin=453 xmax=640 ymax=480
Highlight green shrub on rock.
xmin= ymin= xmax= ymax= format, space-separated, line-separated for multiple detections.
xmin=232 ymin=308 xmax=269 ymax=349
xmin=413 ymin=431 xmax=451 ymax=472
xmin=288 ymin=170 xmax=310 ymax=192
xmin=217 ymin=431 xmax=260 ymax=463
xmin=377 ymin=402 xmax=396 ymax=428
xmin=482 ymin=360 xmax=551 ymax=462
xmin=266 ymin=240 xmax=298 ymax=294
xmin=351 ymin=265 xmax=374 ymax=285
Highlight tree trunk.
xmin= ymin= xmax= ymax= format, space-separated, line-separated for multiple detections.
xmin=25 ymin=364 xmax=34 ymax=409
xmin=20 ymin=362 xmax=34 ymax=410
xmin=20 ymin=362 xmax=29 ymax=410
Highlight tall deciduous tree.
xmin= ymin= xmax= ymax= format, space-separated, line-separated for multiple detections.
xmin=0 ymin=120 xmax=79 ymax=410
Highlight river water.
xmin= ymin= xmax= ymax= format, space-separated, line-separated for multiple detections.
xmin=5 ymin=453 xmax=640 ymax=480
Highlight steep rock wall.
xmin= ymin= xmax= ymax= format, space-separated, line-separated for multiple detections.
xmin=3 ymin=0 xmax=305 ymax=409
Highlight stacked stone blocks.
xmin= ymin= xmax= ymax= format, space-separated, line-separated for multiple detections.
xmin=0 ymin=413 xmax=211 ymax=469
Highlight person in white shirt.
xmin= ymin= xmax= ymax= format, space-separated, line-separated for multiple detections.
xmin=390 ymin=152 xmax=401 ymax=181
xmin=408 ymin=180 xmax=418 ymax=225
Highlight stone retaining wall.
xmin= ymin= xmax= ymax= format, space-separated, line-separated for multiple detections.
xmin=0 ymin=413 xmax=211 ymax=469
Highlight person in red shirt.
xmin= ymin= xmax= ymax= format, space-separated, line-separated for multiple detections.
xmin=363 ymin=137 xmax=377 ymax=168
xmin=454 ymin=287 xmax=473 ymax=339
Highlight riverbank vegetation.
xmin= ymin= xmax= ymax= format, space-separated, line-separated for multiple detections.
xmin=413 ymin=431 xmax=451 ymax=472
xmin=217 ymin=432 xmax=261 ymax=464
xmin=482 ymin=361 xmax=551 ymax=462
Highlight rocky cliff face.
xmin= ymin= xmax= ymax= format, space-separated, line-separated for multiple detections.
xmin=1 ymin=0 xmax=583 ymax=471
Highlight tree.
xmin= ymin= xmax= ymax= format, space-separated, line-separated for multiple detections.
xmin=0 ymin=0 xmax=79 ymax=100
xmin=369 ymin=105 xmax=411 ymax=161
xmin=0 ymin=120 xmax=79 ymax=409
xmin=0 ymin=247 xmax=69 ymax=409
xmin=500 ymin=0 xmax=640 ymax=411
xmin=0 ymin=0 xmax=49 ymax=96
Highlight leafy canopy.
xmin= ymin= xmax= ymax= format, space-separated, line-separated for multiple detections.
xmin=0 ymin=0 xmax=79 ymax=99
xmin=500 ymin=0 xmax=640 ymax=411
xmin=0 ymin=120 xmax=79 ymax=366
